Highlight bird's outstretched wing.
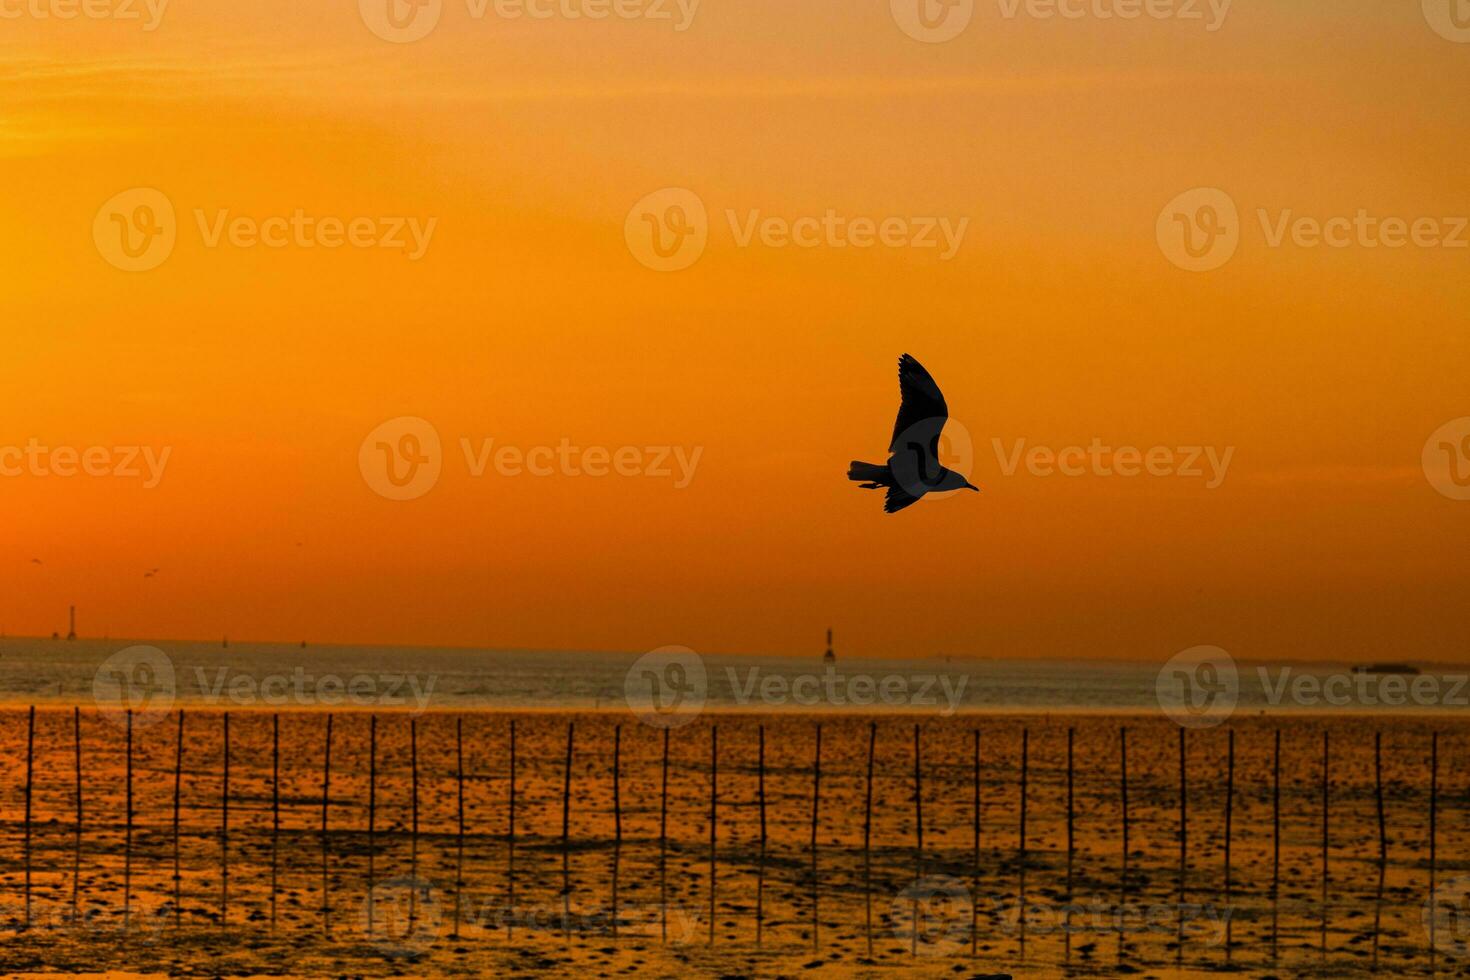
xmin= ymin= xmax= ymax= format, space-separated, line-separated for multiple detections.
xmin=884 ymin=484 xmax=922 ymax=514
xmin=888 ymin=353 xmax=949 ymax=452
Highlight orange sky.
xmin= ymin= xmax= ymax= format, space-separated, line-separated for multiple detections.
xmin=2 ymin=1 xmax=1468 ymax=661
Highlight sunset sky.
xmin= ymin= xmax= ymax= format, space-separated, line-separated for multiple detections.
xmin=2 ymin=1 xmax=1467 ymax=661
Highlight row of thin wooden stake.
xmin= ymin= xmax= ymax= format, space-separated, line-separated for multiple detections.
xmin=9 ymin=710 xmax=1451 ymax=967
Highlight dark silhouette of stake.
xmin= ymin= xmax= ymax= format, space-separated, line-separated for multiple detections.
xmin=408 ymin=719 xmax=419 ymax=928
xmin=173 ymin=710 xmax=184 ymax=927
xmin=321 ymin=714 xmax=333 ymax=934
xmin=708 ymin=724 xmax=717 ymax=945
xmin=1272 ymin=729 xmax=1280 ymax=961
xmin=974 ymin=727 xmax=982 ymax=958
xmin=660 ymin=727 xmax=669 ymax=943
xmin=757 ymin=724 xmax=766 ymax=946
xmin=1065 ymin=727 xmax=1074 ymax=963
xmin=613 ymin=724 xmax=622 ymax=844
xmin=1320 ymin=731 xmax=1329 ymax=962
xmin=865 ymin=721 xmax=877 ymax=958
xmin=222 ymin=711 xmax=230 ymax=926
xmin=455 ymin=717 xmax=467 ymax=940
xmin=271 ymin=714 xmax=279 ymax=931
xmin=1430 ymin=731 xmax=1439 ymax=968
xmin=1177 ymin=727 xmax=1186 ymax=964
xmin=812 ymin=723 xmax=823 ymax=953
xmin=24 ymin=705 xmax=34 ymax=930
xmin=1224 ymin=729 xmax=1234 ymax=958
xmin=367 ymin=715 xmax=377 ymax=936
xmin=560 ymin=721 xmax=572 ymax=939
xmin=1118 ymin=726 xmax=1129 ymax=962
xmin=124 ymin=708 xmax=133 ymax=932
xmin=911 ymin=723 xmax=921 ymax=957
xmin=73 ymin=707 xmax=83 ymax=924
xmin=1019 ymin=727 xmax=1028 ymax=957
xmin=507 ymin=719 xmax=516 ymax=939
xmin=1372 ymin=730 xmax=1386 ymax=971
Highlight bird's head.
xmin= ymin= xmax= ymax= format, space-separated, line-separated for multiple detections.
xmin=935 ymin=469 xmax=981 ymax=494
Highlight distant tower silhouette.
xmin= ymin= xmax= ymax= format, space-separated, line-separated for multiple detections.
xmin=823 ymin=627 xmax=835 ymax=664
xmin=66 ymin=605 xmax=77 ymax=641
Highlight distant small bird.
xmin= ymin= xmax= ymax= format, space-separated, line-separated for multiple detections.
xmin=848 ymin=354 xmax=979 ymax=513
xmin=29 ymin=558 xmax=42 ymax=565
xmin=143 ymin=568 xmax=160 ymax=578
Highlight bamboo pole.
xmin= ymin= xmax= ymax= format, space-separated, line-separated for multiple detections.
xmin=173 ymin=710 xmax=184 ymax=928
xmin=911 ymin=723 xmax=920 ymax=957
xmin=1272 ymin=728 xmax=1280 ymax=961
xmin=708 ymin=724 xmax=717 ymax=946
xmin=757 ymin=724 xmax=766 ymax=946
xmin=73 ymin=707 xmax=83 ymax=924
xmin=1430 ymin=731 xmax=1439 ymax=967
xmin=124 ymin=707 xmax=133 ymax=932
xmin=865 ymin=721 xmax=877 ymax=959
xmin=1320 ymin=730 xmax=1329 ymax=962
xmin=613 ymin=724 xmax=622 ymax=844
xmin=221 ymin=711 xmax=230 ymax=926
xmin=812 ymin=722 xmax=823 ymax=953
xmin=455 ymin=717 xmax=467 ymax=940
xmin=367 ymin=714 xmax=377 ymax=936
xmin=24 ymin=705 xmax=34 ymax=930
xmin=974 ymin=727 xmax=982 ymax=958
xmin=1177 ymin=727 xmax=1186 ymax=963
xmin=271 ymin=713 xmax=279 ymax=931
xmin=507 ymin=719 xmax=516 ymax=939
xmin=1224 ymin=728 xmax=1234 ymax=958
xmin=560 ymin=721 xmax=572 ymax=939
xmin=1019 ymin=727 xmax=1028 ymax=956
xmin=660 ymin=727 xmax=669 ymax=943
xmin=1065 ymin=726 xmax=1074 ymax=963
xmin=1118 ymin=726 xmax=1129 ymax=961
xmin=1372 ymin=730 xmax=1385 ymax=971
xmin=410 ymin=718 xmax=419 ymax=929
xmin=321 ymin=714 xmax=333 ymax=934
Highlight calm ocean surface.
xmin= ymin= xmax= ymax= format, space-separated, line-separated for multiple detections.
xmin=0 ymin=637 xmax=1462 ymax=715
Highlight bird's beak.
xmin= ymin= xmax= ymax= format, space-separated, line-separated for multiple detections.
xmin=967 ymin=484 xmax=981 ymax=493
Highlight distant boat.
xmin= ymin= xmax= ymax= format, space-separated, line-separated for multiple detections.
xmin=222 ymin=636 xmax=229 ymax=649
xmin=823 ymin=627 xmax=835 ymax=664
xmin=1352 ymin=663 xmax=1420 ymax=675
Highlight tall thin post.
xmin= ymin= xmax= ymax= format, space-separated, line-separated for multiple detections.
xmin=1372 ymin=730 xmax=1386 ymax=971
xmin=1065 ymin=727 xmax=1074 ymax=962
xmin=409 ymin=718 xmax=419 ymax=929
xmin=911 ymin=723 xmax=921 ymax=956
xmin=865 ymin=722 xmax=877 ymax=958
xmin=1224 ymin=728 xmax=1234 ymax=958
xmin=1176 ymin=728 xmax=1186 ymax=964
xmin=507 ymin=719 xmax=516 ymax=939
xmin=1272 ymin=728 xmax=1281 ymax=961
xmin=974 ymin=727 xmax=982 ymax=958
xmin=321 ymin=714 xmax=333 ymax=934
xmin=1118 ymin=726 xmax=1129 ymax=961
xmin=173 ymin=710 xmax=184 ymax=928
xmin=23 ymin=705 xmax=34 ymax=930
xmin=1430 ymin=731 xmax=1439 ymax=968
xmin=660 ymin=727 xmax=669 ymax=943
xmin=271 ymin=713 xmax=279 ymax=931
xmin=455 ymin=717 xmax=466 ymax=940
xmin=221 ymin=711 xmax=230 ymax=926
xmin=560 ymin=721 xmax=572 ymax=939
xmin=124 ymin=708 xmax=133 ymax=932
xmin=1320 ymin=730 xmax=1329 ymax=962
xmin=708 ymin=725 xmax=717 ymax=946
xmin=73 ymin=707 xmax=83 ymax=924
xmin=757 ymin=724 xmax=766 ymax=946
xmin=367 ymin=715 xmax=377 ymax=936
xmin=811 ymin=723 xmax=823 ymax=953
xmin=613 ymin=725 xmax=622 ymax=844
xmin=1019 ymin=727 xmax=1028 ymax=956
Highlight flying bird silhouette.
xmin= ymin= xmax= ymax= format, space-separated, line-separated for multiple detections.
xmin=848 ymin=354 xmax=979 ymax=513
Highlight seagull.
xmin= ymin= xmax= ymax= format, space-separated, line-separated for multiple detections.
xmin=29 ymin=558 xmax=42 ymax=565
xmin=143 ymin=568 xmax=160 ymax=578
xmin=847 ymin=354 xmax=980 ymax=513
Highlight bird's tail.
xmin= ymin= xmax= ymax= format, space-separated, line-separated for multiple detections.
xmin=847 ymin=460 xmax=893 ymax=489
